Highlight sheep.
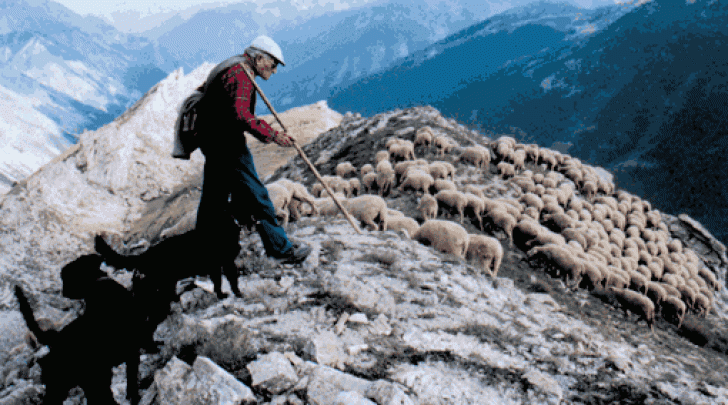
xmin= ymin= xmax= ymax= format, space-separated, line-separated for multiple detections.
xmin=387 ymin=216 xmax=420 ymax=239
xmin=520 ymin=193 xmax=544 ymax=212
xmin=580 ymin=261 xmax=606 ymax=291
xmin=660 ymin=295 xmax=687 ymax=328
xmin=483 ymin=208 xmax=517 ymax=241
xmin=429 ymin=161 xmax=456 ymax=180
xmin=463 ymin=185 xmax=485 ymax=199
xmin=526 ymin=228 xmax=567 ymax=249
xmin=512 ymin=218 xmax=545 ymax=251
xmin=463 ymin=192 xmax=485 ymax=230
xmin=433 ymin=135 xmax=456 ymax=157
xmin=658 ymin=282 xmax=682 ymax=299
xmin=348 ymin=178 xmax=361 ymax=197
xmin=344 ymin=195 xmax=388 ymax=231
xmin=374 ymin=150 xmax=390 ymax=165
xmin=435 ymin=190 xmax=469 ymax=224
xmin=608 ymin=287 xmax=655 ymax=331
xmin=399 ymin=170 xmax=435 ymax=195
xmin=417 ymin=194 xmax=438 ymax=221
xmin=511 ymin=149 xmax=527 ymax=172
xmin=394 ymin=161 xmax=428 ymax=184
xmin=497 ymin=162 xmax=516 ymax=179
xmin=527 ymin=243 xmax=584 ymax=287
xmin=492 ymin=197 xmax=523 ymax=218
xmin=561 ymin=228 xmax=588 ymax=250
xmin=360 ymin=164 xmax=374 ymax=178
xmin=335 ymin=161 xmax=357 ymax=178
xmin=692 ymin=292 xmax=712 ymax=317
xmin=541 ymin=212 xmax=575 ymax=234
xmin=645 ymin=281 xmax=668 ymax=307
xmin=389 ymin=142 xmax=415 ymax=161
xmin=627 ymin=270 xmax=650 ymax=294
xmin=385 ymin=137 xmax=406 ymax=149
xmin=312 ymin=195 xmax=347 ymax=217
xmin=458 ymin=146 xmax=491 ymax=169
xmin=413 ymin=220 xmax=469 ymax=258
xmin=523 ymin=206 xmax=540 ymax=221
xmin=697 ymin=266 xmax=720 ymax=291
xmin=376 ymin=169 xmax=396 ymax=197
xmin=432 ymin=179 xmax=457 ymax=193
xmin=414 ymin=126 xmax=434 ymax=148
xmin=362 ymin=172 xmax=377 ymax=193
xmin=466 ymin=234 xmax=504 ymax=278
xmin=676 ymin=284 xmax=697 ymax=310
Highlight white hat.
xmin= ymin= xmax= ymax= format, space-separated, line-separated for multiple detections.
xmin=249 ymin=35 xmax=285 ymax=66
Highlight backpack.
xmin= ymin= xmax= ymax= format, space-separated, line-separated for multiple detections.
xmin=171 ymin=88 xmax=204 ymax=159
xmin=171 ymin=54 xmax=250 ymax=159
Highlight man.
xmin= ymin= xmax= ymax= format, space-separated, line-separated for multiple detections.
xmin=195 ymin=35 xmax=311 ymax=266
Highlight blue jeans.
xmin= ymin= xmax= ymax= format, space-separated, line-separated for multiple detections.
xmin=196 ymin=142 xmax=293 ymax=258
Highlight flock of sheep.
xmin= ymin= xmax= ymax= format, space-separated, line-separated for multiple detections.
xmin=265 ymin=124 xmax=722 ymax=331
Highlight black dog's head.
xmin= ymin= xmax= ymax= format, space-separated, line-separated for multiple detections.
xmin=60 ymin=254 xmax=106 ymax=300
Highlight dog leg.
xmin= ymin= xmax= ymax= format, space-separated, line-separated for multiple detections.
xmin=223 ymin=262 xmax=243 ymax=298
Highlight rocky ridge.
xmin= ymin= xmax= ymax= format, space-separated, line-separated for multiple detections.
xmin=0 ymin=105 xmax=727 ymax=404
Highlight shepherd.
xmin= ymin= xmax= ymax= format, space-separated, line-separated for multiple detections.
xmin=189 ymin=35 xmax=312 ymax=266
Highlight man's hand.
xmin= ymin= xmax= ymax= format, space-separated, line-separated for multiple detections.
xmin=272 ymin=132 xmax=295 ymax=147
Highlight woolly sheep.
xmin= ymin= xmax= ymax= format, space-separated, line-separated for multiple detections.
xmin=432 ymin=179 xmax=457 ymax=193
xmin=414 ymin=126 xmax=434 ymax=148
xmin=520 ymin=193 xmax=544 ymax=212
xmin=313 ymin=194 xmax=347 ymax=217
xmin=523 ymin=206 xmax=540 ymax=221
xmin=561 ymin=228 xmax=588 ymax=250
xmin=466 ymin=234 xmax=504 ymax=278
xmin=458 ymin=146 xmax=491 ymax=169
xmin=376 ymin=169 xmax=396 ymax=197
xmin=344 ymin=195 xmax=388 ymax=231
xmin=608 ymin=287 xmax=655 ymax=330
xmin=627 ymin=270 xmax=649 ymax=294
xmin=348 ymin=178 xmax=361 ymax=197
xmin=513 ymin=218 xmax=545 ymax=251
xmin=463 ymin=192 xmax=485 ymax=230
xmin=661 ymin=295 xmax=687 ymax=328
xmin=385 ymin=137 xmax=406 ymax=149
xmin=418 ymin=194 xmax=438 ymax=221
xmin=361 ymin=163 xmax=374 ymax=178
xmin=493 ymin=197 xmax=523 ymax=218
xmin=484 ymin=208 xmax=517 ymax=241
xmin=697 ymin=267 xmax=720 ymax=291
xmin=527 ymin=243 xmax=584 ymax=287
xmin=667 ymin=239 xmax=683 ymax=254
xmin=387 ymin=216 xmax=420 ymax=239
xmin=676 ymin=284 xmax=697 ymax=309
xmin=435 ymin=190 xmax=469 ymax=224
xmin=429 ymin=161 xmax=456 ymax=180
xmin=335 ymin=161 xmax=357 ymax=178
xmin=394 ymin=161 xmax=427 ymax=184
xmin=389 ymin=142 xmax=415 ymax=161
xmin=375 ymin=150 xmax=390 ymax=165
xmin=542 ymin=212 xmax=575 ymax=234
xmin=463 ymin=185 xmax=485 ymax=199
xmin=645 ymin=281 xmax=668 ymax=306
xmin=497 ymin=162 xmax=516 ymax=179
xmin=581 ymin=261 xmax=605 ymax=290
xmin=433 ymin=135 xmax=456 ymax=157
xmin=511 ymin=149 xmax=527 ymax=172
xmin=399 ymin=170 xmax=435 ymax=195
xmin=413 ymin=219 xmax=469 ymax=258
xmin=362 ymin=172 xmax=377 ymax=193
xmin=692 ymin=292 xmax=712 ymax=317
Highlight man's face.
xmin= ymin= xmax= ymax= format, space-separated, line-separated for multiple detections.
xmin=256 ymin=54 xmax=279 ymax=80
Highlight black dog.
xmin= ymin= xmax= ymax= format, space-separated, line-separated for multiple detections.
xmin=14 ymin=255 xmax=140 ymax=405
xmin=94 ymin=226 xmax=244 ymax=348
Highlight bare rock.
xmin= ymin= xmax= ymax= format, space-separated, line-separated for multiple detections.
xmin=334 ymin=391 xmax=377 ymax=405
xmin=303 ymin=362 xmax=372 ymax=405
xmin=305 ymin=331 xmax=348 ymax=370
xmin=522 ymin=369 xmax=563 ymax=401
xmin=365 ymin=380 xmax=414 ymax=405
xmin=247 ymin=351 xmax=299 ymax=395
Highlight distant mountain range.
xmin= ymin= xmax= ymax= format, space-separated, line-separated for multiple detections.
xmin=328 ymin=0 xmax=728 ymax=244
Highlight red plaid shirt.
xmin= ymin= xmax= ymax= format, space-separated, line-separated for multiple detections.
xmin=210 ymin=54 xmax=279 ymax=144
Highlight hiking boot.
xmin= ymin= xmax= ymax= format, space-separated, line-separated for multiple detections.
xmin=274 ymin=242 xmax=312 ymax=264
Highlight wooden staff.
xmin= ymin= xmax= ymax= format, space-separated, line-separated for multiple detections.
xmin=239 ymin=64 xmax=362 ymax=234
